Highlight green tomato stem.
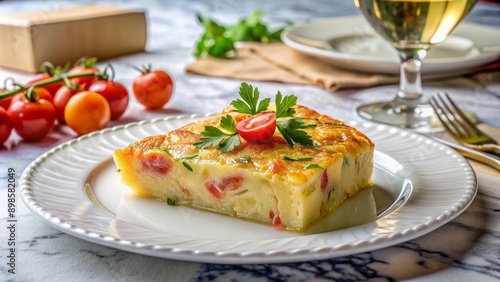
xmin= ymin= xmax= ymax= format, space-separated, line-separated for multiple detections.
xmin=25 ymin=86 xmax=38 ymax=102
xmin=0 ymin=72 xmax=105 ymax=101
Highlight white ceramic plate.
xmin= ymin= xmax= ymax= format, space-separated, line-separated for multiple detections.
xmin=20 ymin=114 xmax=477 ymax=264
xmin=282 ymin=16 xmax=500 ymax=76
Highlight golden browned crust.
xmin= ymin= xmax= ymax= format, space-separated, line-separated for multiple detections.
xmin=115 ymin=104 xmax=373 ymax=182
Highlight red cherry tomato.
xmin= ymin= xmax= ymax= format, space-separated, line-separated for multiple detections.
xmin=11 ymin=87 xmax=53 ymax=105
xmin=0 ymin=89 xmax=12 ymax=110
xmin=53 ymin=85 xmax=83 ymax=124
xmin=7 ymin=94 xmax=56 ymax=142
xmin=132 ymin=68 xmax=173 ymax=109
xmin=25 ymin=73 xmax=63 ymax=97
xmin=69 ymin=66 xmax=100 ymax=90
xmin=88 ymin=80 xmax=129 ymax=120
xmin=236 ymin=112 xmax=276 ymax=144
xmin=0 ymin=107 xmax=12 ymax=145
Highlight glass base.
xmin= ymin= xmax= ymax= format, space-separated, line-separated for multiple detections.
xmin=356 ymin=96 xmax=442 ymax=133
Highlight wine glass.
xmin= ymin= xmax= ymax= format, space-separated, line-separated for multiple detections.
xmin=354 ymin=0 xmax=478 ymax=131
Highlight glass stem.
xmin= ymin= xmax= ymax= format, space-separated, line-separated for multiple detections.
xmin=397 ymin=50 xmax=427 ymax=102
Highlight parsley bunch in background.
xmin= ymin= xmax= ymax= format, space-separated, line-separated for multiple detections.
xmin=194 ymin=10 xmax=290 ymax=58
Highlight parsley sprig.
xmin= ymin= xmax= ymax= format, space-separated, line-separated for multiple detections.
xmin=194 ymin=10 xmax=289 ymax=58
xmin=275 ymin=92 xmax=297 ymax=118
xmin=193 ymin=115 xmax=241 ymax=152
xmin=277 ymin=118 xmax=314 ymax=146
xmin=231 ymin=82 xmax=270 ymax=115
xmin=194 ymin=82 xmax=314 ymax=152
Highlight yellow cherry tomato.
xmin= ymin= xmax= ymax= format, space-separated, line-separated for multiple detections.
xmin=64 ymin=91 xmax=110 ymax=135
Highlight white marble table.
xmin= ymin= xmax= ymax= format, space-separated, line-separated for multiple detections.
xmin=1 ymin=0 xmax=499 ymax=281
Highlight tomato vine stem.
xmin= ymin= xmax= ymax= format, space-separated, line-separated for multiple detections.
xmin=0 ymin=72 xmax=106 ymax=101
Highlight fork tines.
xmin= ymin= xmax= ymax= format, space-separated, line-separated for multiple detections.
xmin=429 ymin=92 xmax=482 ymax=141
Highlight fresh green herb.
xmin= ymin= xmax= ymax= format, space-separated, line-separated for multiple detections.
xmin=194 ymin=15 xmax=232 ymax=58
xmin=327 ymin=188 xmax=335 ymax=201
xmin=239 ymin=156 xmax=251 ymax=163
xmin=154 ymin=147 xmax=170 ymax=154
xmin=193 ymin=115 xmax=241 ymax=152
xmin=167 ymin=198 xmax=176 ymax=206
xmin=276 ymin=118 xmax=314 ymax=147
xmin=219 ymin=114 xmax=237 ymax=132
xmin=182 ymin=162 xmax=193 ymax=172
xmin=308 ymin=185 xmax=316 ymax=196
xmin=282 ymin=156 xmax=313 ymax=161
xmin=231 ymin=82 xmax=270 ymax=115
xmin=194 ymin=10 xmax=289 ymax=58
xmin=153 ymin=147 xmax=198 ymax=161
xmin=218 ymin=134 xmax=241 ymax=152
xmin=275 ymin=92 xmax=297 ymax=118
xmin=194 ymin=82 xmax=314 ymax=152
xmin=343 ymin=156 xmax=350 ymax=167
xmin=179 ymin=155 xmax=198 ymax=160
xmin=306 ymin=164 xmax=324 ymax=169
xmin=232 ymin=82 xmax=313 ymax=147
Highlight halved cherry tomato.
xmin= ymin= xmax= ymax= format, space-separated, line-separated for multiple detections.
xmin=132 ymin=66 xmax=173 ymax=109
xmin=69 ymin=58 xmax=100 ymax=90
xmin=7 ymin=94 xmax=56 ymax=142
xmin=53 ymin=85 xmax=83 ymax=124
xmin=236 ymin=112 xmax=276 ymax=144
xmin=64 ymin=91 xmax=110 ymax=136
xmin=88 ymin=80 xmax=129 ymax=120
xmin=0 ymin=107 xmax=12 ymax=145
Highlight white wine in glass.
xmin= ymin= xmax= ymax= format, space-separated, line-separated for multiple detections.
xmin=354 ymin=0 xmax=477 ymax=131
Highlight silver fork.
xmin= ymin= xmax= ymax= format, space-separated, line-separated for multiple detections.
xmin=429 ymin=92 xmax=500 ymax=154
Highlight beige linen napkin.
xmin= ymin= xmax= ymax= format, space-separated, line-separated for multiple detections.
xmin=186 ymin=42 xmax=399 ymax=92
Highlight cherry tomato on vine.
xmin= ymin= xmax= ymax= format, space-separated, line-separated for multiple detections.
xmin=0 ymin=89 xmax=12 ymax=110
xmin=11 ymin=87 xmax=53 ymax=105
xmin=7 ymin=93 xmax=56 ymax=142
xmin=69 ymin=58 xmax=100 ymax=90
xmin=64 ymin=91 xmax=110 ymax=136
xmin=236 ymin=112 xmax=276 ymax=144
xmin=26 ymin=73 xmax=63 ymax=97
xmin=132 ymin=66 xmax=173 ymax=109
xmin=88 ymin=80 xmax=129 ymax=120
xmin=0 ymin=107 xmax=12 ymax=145
xmin=25 ymin=62 xmax=67 ymax=96
xmin=53 ymin=85 xmax=84 ymax=124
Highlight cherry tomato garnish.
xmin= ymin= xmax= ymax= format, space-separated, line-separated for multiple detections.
xmin=0 ymin=107 xmax=12 ymax=145
xmin=88 ymin=80 xmax=129 ymax=120
xmin=7 ymin=94 xmax=56 ymax=142
xmin=53 ymin=85 xmax=83 ymax=124
xmin=236 ymin=112 xmax=276 ymax=144
xmin=132 ymin=66 xmax=173 ymax=109
xmin=64 ymin=91 xmax=110 ymax=136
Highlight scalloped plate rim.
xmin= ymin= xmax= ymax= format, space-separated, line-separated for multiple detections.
xmin=19 ymin=114 xmax=478 ymax=264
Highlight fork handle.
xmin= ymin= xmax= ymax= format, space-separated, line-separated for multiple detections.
xmin=482 ymin=144 xmax=500 ymax=155
xmin=432 ymin=137 xmax=500 ymax=171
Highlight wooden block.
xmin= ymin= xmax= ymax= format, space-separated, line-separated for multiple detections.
xmin=0 ymin=4 xmax=147 ymax=73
